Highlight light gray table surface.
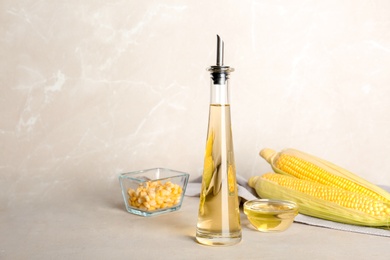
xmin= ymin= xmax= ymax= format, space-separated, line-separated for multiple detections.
xmin=1 ymin=189 xmax=389 ymax=259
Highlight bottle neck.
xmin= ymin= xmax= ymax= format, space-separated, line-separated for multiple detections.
xmin=210 ymin=78 xmax=230 ymax=105
xmin=208 ymin=66 xmax=234 ymax=105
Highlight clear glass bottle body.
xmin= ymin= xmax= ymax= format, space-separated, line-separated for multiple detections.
xmin=195 ymin=68 xmax=242 ymax=246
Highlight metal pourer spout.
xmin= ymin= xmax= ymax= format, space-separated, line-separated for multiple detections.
xmin=209 ymin=35 xmax=234 ymax=85
xmin=216 ymin=35 xmax=224 ymax=66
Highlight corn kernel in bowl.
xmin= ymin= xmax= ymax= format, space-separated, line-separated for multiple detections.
xmin=119 ymin=168 xmax=189 ymax=217
xmin=127 ymin=180 xmax=183 ymax=211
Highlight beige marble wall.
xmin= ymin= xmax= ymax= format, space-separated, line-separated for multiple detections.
xmin=2 ymin=0 xmax=390 ymax=206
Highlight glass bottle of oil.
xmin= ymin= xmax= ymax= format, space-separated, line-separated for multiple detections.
xmin=195 ymin=35 xmax=241 ymax=246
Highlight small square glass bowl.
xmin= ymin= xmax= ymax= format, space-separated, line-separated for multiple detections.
xmin=119 ymin=168 xmax=189 ymax=217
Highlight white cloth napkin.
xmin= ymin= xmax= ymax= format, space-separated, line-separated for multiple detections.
xmin=185 ymin=176 xmax=390 ymax=238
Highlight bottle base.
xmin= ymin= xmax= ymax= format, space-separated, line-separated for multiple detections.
xmin=195 ymin=230 xmax=242 ymax=246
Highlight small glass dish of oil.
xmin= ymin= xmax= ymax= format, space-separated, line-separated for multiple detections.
xmin=243 ymin=199 xmax=298 ymax=232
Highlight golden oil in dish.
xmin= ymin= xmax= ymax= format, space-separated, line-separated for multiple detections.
xmin=244 ymin=199 xmax=298 ymax=232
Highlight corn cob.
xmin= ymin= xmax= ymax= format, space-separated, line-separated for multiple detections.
xmin=260 ymin=148 xmax=390 ymax=204
xmin=199 ymin=131 xmax=215 ymax=215
xmin=248 ymin=173 xmax=390 ymax=226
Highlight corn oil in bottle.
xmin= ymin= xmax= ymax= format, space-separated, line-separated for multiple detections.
xmin=195 ymin=35 xmax=242 ymax=246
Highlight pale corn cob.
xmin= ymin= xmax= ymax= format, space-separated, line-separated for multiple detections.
xmin=249 ymin=173 xmax=390 ymax=226
xmin=260 ymin=148 xmax=390 ymax=203
xmin=251 ymin=148 xmax=390 ymax=227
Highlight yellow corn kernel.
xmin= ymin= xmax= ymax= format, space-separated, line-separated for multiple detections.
xmin=228 ymin=164 xmax=235 ymax=193
xmin=261 ymin=173 xmax=390 ymax=218
xmin=127 ymin=180 xmax=183 ymax=211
